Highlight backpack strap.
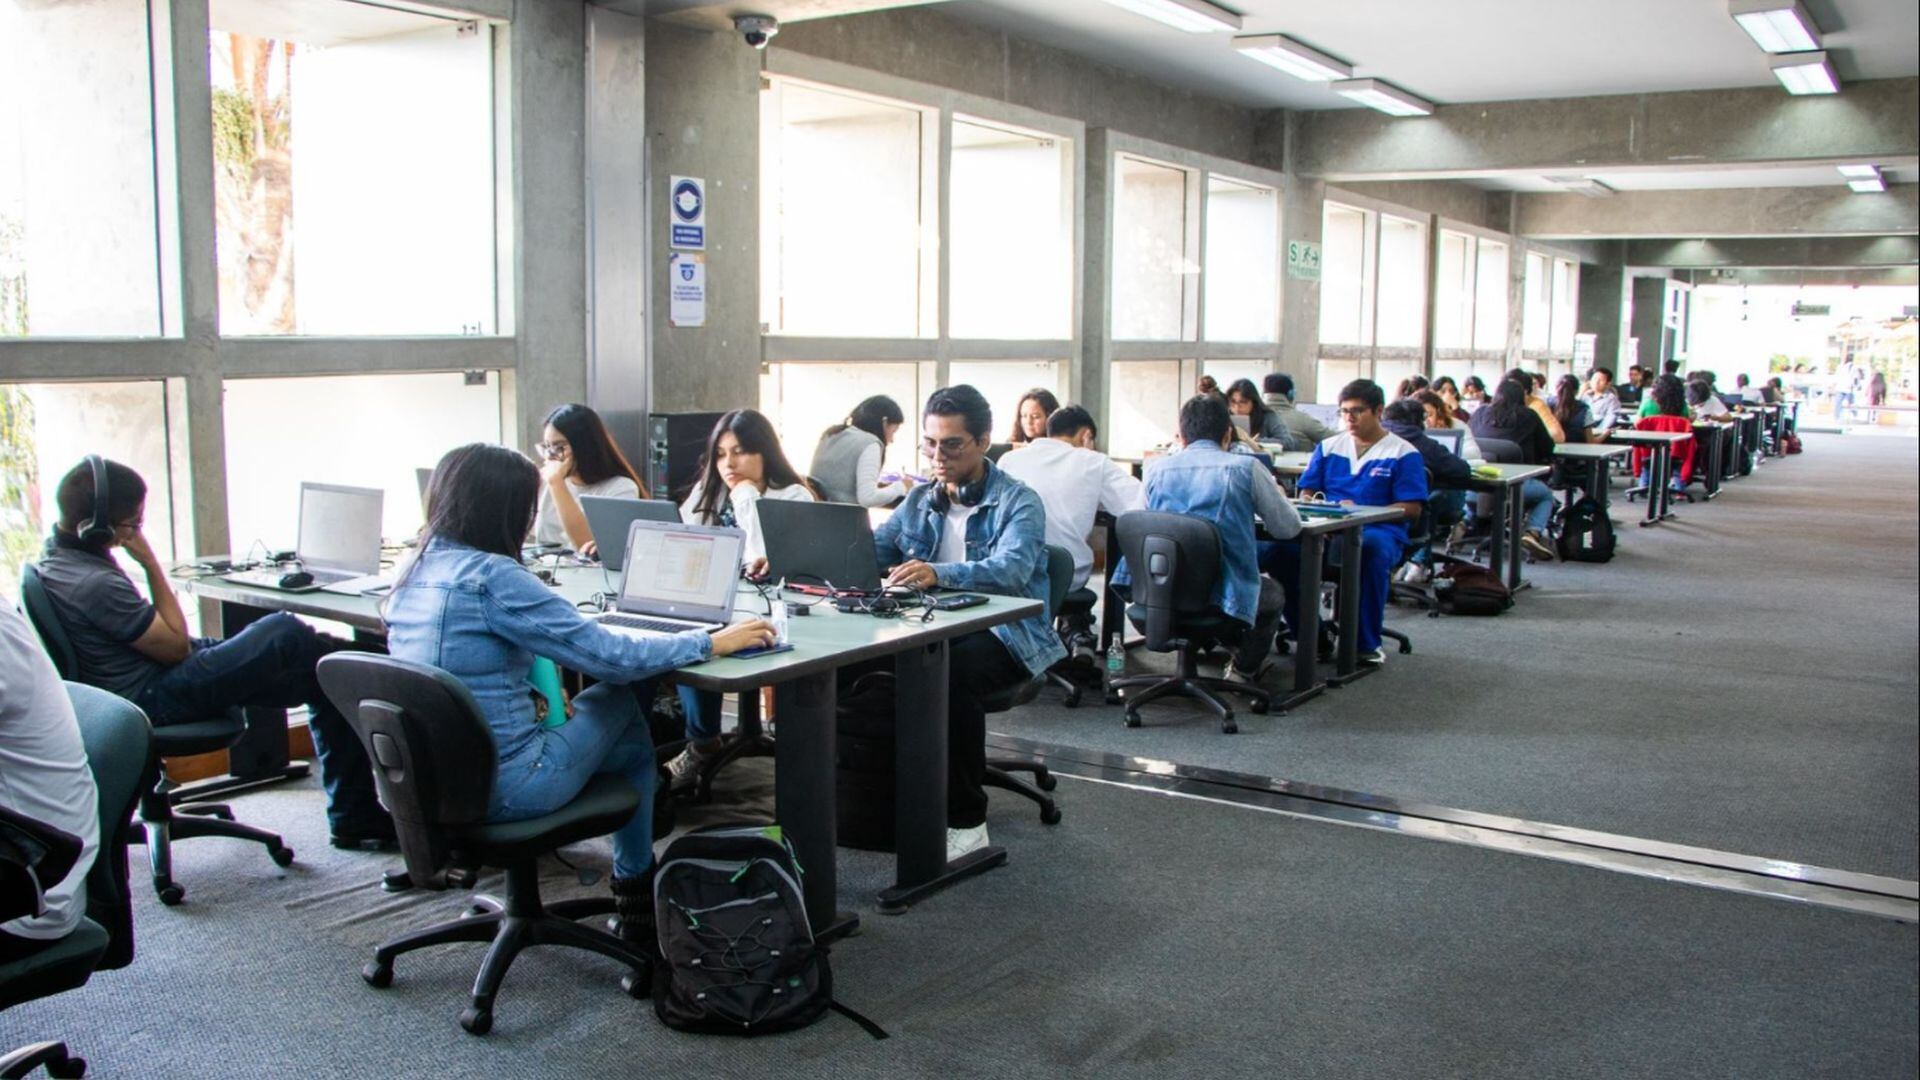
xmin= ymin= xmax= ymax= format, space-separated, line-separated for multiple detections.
xmin=829 ymin=1000 xmax=891 ymax=1040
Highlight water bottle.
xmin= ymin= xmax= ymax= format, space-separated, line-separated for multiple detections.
xmin=1103 ymin=637 xmax=1125 ymax=703
xmin=770 ymin=600 xmax=790 ymax=646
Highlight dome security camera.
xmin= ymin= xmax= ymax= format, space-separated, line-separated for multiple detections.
xmin=734 ymin=15 xmax=779 ymax=49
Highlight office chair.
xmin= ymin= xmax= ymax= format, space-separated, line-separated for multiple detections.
xmin=1109 ymin=512 xmax=1269 ymax=734
xmin=20 ymin=565 xmax=293 ymax=906
xmin=0 ymin=684 xmax=147 ymax=1080
xmin=979 ymin=544 xmax=1073 ymax=826
xmin=315 ymin=654 xmax=650 ymax=1036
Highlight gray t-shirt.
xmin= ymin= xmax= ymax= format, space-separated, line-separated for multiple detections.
xmin=35 ymin=539 xmax=163 ymax=703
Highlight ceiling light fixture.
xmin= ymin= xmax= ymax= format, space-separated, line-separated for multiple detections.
xmin=1846 ymin=168 xmax=1886 ymax=194
xmin=1729 ymin=0 xmax=1821 ymax=53
xmin=1835 ymin=164 xmax=1879 ymax=178
xmin=1544 ymin=176 xmax=1616 ymax=198
xmin=1330 ymin=78 xmax=1434 ymax=117
xmin=1096 ymin=0 xmax=1241 ymax=33
xmin=1770 ymin=51 xmax=1839 ymax=95
xmin=1231 ymin=34 xmax=1352 ymax=81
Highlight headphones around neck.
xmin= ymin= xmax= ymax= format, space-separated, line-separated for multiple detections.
xmin=928 ymin=460 xmax=991 ymax=514
xmin=78 ymin=454 xmax=115 ymax=547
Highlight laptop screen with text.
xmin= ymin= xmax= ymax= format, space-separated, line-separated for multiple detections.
xmin=620 ymin=523 xmax=742 ymax=615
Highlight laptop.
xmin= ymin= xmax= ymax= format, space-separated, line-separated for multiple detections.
xmin=579 ymin=495 xmax=682 ymax=571
xmin=1230 ymin=414 xmax=1252 ymax=435
xmin=593 ymin=519 xmax=747 ymax=637
xmin=226 ymin=483 xmax=391 ymax=595
xmin=1423 ymin=427 xmax=1465 ymax=457
xmin=756 ymin=500 xmax=884 ymax=594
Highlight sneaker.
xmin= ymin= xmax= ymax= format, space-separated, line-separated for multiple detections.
xmin=665 ymin=741 xmax=721 ymax=793
xmin=1520 ymin=530 xmax=1557 ymax=561
xmin=1395 ymin=562 xmax=1429 ymax=585
xmin=1226 ymin=657 xmax=1276 ymax=685
xmin=1359 ymin=647 xmax=1387 ymax=667
xmin=946 ymin=823 xmax=990 ymax=862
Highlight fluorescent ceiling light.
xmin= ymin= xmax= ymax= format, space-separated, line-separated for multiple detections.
xmin=1097 ymin=0 xmax=1241 ymax=33
xmin=1544 ymin=176 xmax=1616 ymax=198
xmin=1729 ymin=0 xmax=1821 ymax=53
xmin=1232 ymin=34 xmax=1351 ymax=81
xmin=1770 ymin=51 xmax=1839 ymax=95
xmin=1835 ymin=164 xmax=1879 ymax=178
xmin=1330 ymin=78 xmax=1434 ymax=117
xmin=1847 ymin=170 xmax=1886 ymax=194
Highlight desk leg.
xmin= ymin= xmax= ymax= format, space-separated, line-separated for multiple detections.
xmin=1274 ymin=533 xmax=1326 ymax=713
xmin=879 ymin=640 xmax=1006 ymax=913
xmin=1640 ymin=448 xmax=1663 ymax=526
xmin=1327 ymin=525 xmax=1371 ymax=687
xmin=1506 ymin=482 xmax=1527 ymax=592
xmin=166 ymin=602 xmax=311 ymax=805
xmin=1488 ymin=486 xmax=1510 ymax=580
xmin=773 ymin=670 xmax=854 ymax=940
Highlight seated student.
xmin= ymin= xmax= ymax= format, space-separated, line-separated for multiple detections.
xmin=385 ymin=444 xmax=774 ymax=944
xmin=1506 ymin=368 xmax=1567 ymax=442
xmin=1416 ymin=390 xmax=1484 ymax=463
xmin=1006 ymin=388 xmax=1060 ymax=449
xmin=534 ymin=403 xmax=647 ymax=557
xmin=1224 ymin=378 xmax=1294 ymax=446
xmin=1638 ymin=373 xmax=1691 ymax=419
xmin=0 ymin=603 xmax=100 ymax=965
xmin=1459 ymin=375 xmax=1490 ymax=413
xmin=810 ymin=395 xmax=908 ymax=508
xmin=1582 ymin=366 xmax=1623 ymax=430
xmin=35 ymin=458 xmax=389 ymax=847
xmin=1118 ymin=394 xmax=1301 ymax=683
xmin=1552 ymin=374 xmax=1597 ymax=443
xmin=1263 ymin=373 xmax=1335 ymax=447
xmin=1468 ymin=379 xmax=1560 ymax=560
xmin=1430 ymin=376 xmax=1469 ymax=423
xmin=1688 ymin=378 xmax=1733 ymax=421
xmin=1393 ymin=374 xmax=1430 ymax=400
xmin=1618 ymin=365 xmax=1647 ymax=405
xmin=1661 ymin=359 xmax=1682 ymax=379
xmin=997 ymin=404 xmax=1144 ymax=593
xmin=1763 ymin=376 xmax=1785 ymax=404
xmin=1734 ymin=373 xmax=1766 ymax=404
xmin=672 ymin=410 xmax=817 ymax=789
xmin=1631 ymin=377 xmax=1698 ymax=489
xmin=1267 ymin=381 xmax=1427 ymax=666
xmin=859 ymin=385 xmax=1064 ymax=860
xmin=1382 ymin=397 xmax=1471 ymax=549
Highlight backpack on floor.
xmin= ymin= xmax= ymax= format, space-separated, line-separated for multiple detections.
xmin=1431 ymin=563 xmax=1512 ymax=616
xmin=1555 ymin=494 xmax=1616 ymax=564
xmin=1783 ymin=434 xmax=1803 ymax=455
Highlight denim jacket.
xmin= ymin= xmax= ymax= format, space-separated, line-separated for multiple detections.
xmin=873 ymin=462 xmax=1065 ymax=678
xmin=383 ymin=539 xmax=711 ymax=765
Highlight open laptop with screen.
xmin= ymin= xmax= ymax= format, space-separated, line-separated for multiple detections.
xmin=579 ymin=495 xmax=682 ymax=571
xmin=756 ymin=500 xmax=884 ymax=594
xmin=226 ymin=483 xmax=389 ymax=594
xmin=594 ymin=519 xmax=745 ymax=636
xmin=1423 ymin=427 xmax=1465 ymax=457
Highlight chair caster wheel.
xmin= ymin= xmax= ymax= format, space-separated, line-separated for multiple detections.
xmin=269 ymin=844 xmax=295 ymax=867
xmin=1220 ymin=716 xmax=1238 ymax=734
xmin=1063 ymin=689 xmax=1082 ymax=708
xmin=362 ymin=961 xmax=394 ymax=988
xmin=1040 ymin=805 xmax=1063 ymax=825
xmin=1123 ymin=710 xmax=1142 ymax=728
xmin=459 ymin=1006 xmax=493 ymax=1035
xmin=48 ymin=1056 xmax=86 ymax=1079
xmin=622 ymin=969 xmax=651 ymax=999
xmin=1398 ymin=641 xmax=1413 ymax=655
xmin=1034 ymin=772 xmax=1058 ymax=792
xmin=157 ymin=882 xmax=185 ymax=906
xmin=1249 ymin=699 xmax=1269 ymax=715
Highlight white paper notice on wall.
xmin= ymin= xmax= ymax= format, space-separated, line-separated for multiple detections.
xmin=669 ymin=176 xmax=706 ymax=250
xmin=669 ymin=252 xmax=706 ymax=328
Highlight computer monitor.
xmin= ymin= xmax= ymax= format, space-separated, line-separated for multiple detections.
xmin=615 ymin=520 xmax=743 ymax=624
xmin=1424 ymin=427 xmax=1465 ymax=457
xmin=297 ymin=483 xmax=383 ymax=575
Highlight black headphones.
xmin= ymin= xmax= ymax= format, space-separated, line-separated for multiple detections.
xmin=78 ymin=455 xmax=115 ymax=547
xmin=928 ymin=460 xmax=993 ymax=514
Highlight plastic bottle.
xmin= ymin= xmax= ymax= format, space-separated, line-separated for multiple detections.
xmin=1103 ymin=636 xmax=1125 ymax=702
xmin=770 ymin=599 xmax=790 ymax=646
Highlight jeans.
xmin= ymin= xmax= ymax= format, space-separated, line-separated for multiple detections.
xmin=1267 ymin=526 xmax=1402 ymax=654
xmin=1520 ymin=478 xmax=1554 ymax=533
xmin=135 ymin=612 xmax=384 ymax=836
xmin=489 ymin=681 xmax=659 ymax=879
xmin=677 ymin=686 xmax=723 ymax=744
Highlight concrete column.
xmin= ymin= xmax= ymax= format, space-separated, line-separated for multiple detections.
xmin=1577 ymin=245 xmax=1630 ymax=374
xmin=585 ymin=7 xmax=650 ymax=460
xmin=1278 ymin=116 xmax=1324 ymax=401
xmin=1629 ymin=276 xmax=1671 ymax=372
xmin=1080 ymin=128 xmax=1114 ymax=441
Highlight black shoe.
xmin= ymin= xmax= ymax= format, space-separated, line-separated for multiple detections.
xmin=330 ymin=819 xmax=399 ymax=851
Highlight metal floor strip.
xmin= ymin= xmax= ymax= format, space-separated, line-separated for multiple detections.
xmin=987 ymin=734 xmax=1919 ymax=922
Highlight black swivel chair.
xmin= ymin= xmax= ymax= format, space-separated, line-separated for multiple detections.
xmin=315 ymin=653 xmax=650 ymax=1036
xmin=1109 ymin=512 xmax=1270 ymax=734
xmin=978 ymin=544 xmax=1073 ymax=826
xmin=0 ymin=683 xmax=148 ymax=1080
xmin=20 ymin=565 xmax=292 ymax=906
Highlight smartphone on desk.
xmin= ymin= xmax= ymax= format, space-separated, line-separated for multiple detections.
xmin=929 ymin=593 xmax=989 ymax=611
xmin=729 ymin=641 xmax=795 ymax=660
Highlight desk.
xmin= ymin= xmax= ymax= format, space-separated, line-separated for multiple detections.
xmin=186 ymin=566 xmax=1042 ymax=932
xmin=1550 ymin=443 xmax=1630 ymax=514
xmin=1280 ymin=506 xmax=1405 ymax=699
xmin=1608 ymin=430 xmax=1690 ymax=526
xmin=1462 ymin=464 xmax=1551 ymax=591
xmin=1270 ymin=451 xmax=1312 ymax=478
xmin=1746 ymin=403 xmax=1783 ymax=456
xmin=1691 ymin=421 xmax=1733 ymax=499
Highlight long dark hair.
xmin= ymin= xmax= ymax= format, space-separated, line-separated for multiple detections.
xmin=691 ymin=409 xmax=815 ymax=522
xmin=824 ymin=395 xmax=903 ymax=443
xmin=392 ymin=443 xmax=539 ymax=601
xmin=1651 ymin=375 xmax=1688 ymax=417
xmin=1552 ymin=374 xmax=1584 ymax=429
xmin=544 ymin=403 xmax=647 ymax=495
xmin=1394 ymin=374 xmax=1430 ymax=399
xmin=1462 ymin=375 xmax=1487 ymax=399
xmin=1008 ymin=388 xmax=1060 ymax=444
xmin=1488 ymin=377 xmax=1534 ymax=427
xmin=1225 ymin=378 xmax=1273 ymax=433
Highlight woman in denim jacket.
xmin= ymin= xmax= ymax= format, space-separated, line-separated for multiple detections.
xmin=384 ymin=444 xmax=774 ymax=946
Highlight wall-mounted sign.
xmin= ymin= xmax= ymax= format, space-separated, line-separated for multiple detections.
xmin=670 ymin=175 xmax=706 ymax=250
xmin=1286 ymin=239 xmax=1321 ymax=281
xmin=1790 ymin=301 xmax=1831 ymax=317
xmin=669 ymin=252 xmax=705 ymax=327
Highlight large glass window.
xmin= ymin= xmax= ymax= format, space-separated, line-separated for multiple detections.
xmin=758 ymin=362 xmax=929 ymax=481
xmin=1202 ymin=359 xmax=1270 ymax=393
xmin=1522 ymin=252 xmax=1552 ymax=353
xmin=1434 ymin=230 xmax=1474 ymax=350
xmin=0 ymin=0 xmax=167 ymax=338
xmin=949 ymin=118 xmax=1071 ymax=340
xmin=947 ymin=361 xmax=1067 ymax=444
xmin=1112 ymin=155 xmax=1190 ymax=341
xmin=1108 ymin=361 xmax=1182 ymax=458
xmin=761 ymin=81 xmax=934 ymax=338
xmin=223 ymin=372 xmax=504 ymax=548
xmin=209 ymin=4 xmax=497 ymax=337
xmin=1375 ymin=214 xmax=1427 ymax=348
xmin=1202 ymin=177 xmax=1278 ymax=343
xmin=1319 ymin=203 xmax=1373 ymax=346
xmin=1314 ymin=359 xmax=1366 ymax=400
xmin=1474 ymin=240 xmax=1510 ymax=353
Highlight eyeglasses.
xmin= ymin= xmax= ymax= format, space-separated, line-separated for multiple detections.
xmin=1337 ymin=405 xmax=1376 ymax=419
xmin=921 ymin=435 xmax=978 ymax=458
xmin=537 ymin=442 xmax=570 ymax=460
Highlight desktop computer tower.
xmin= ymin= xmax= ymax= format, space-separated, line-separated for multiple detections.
xmin=646 ymin=412 xmax=724 ymax=501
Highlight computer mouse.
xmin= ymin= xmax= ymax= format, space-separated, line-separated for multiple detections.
xmin=278 ymin=570 xmax=314 ymax=589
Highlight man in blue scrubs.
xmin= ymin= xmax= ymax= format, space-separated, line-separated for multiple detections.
xmin=1267 ymin=379 xmax=1427 ymax=665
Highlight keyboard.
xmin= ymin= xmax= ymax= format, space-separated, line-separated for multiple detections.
xmin=599 ymin=613 xmax=707 ymax=635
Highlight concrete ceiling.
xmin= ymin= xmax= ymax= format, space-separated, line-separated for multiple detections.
xmin=1470 ymin=162 xmax=1920 ymax=193
xmin=598 ymin=0 xmax=950 ymax=31
xmin=941 ymin=0 xmax=1920 ymax=110
xmin=210 ymin=0 xmax=458 ymax=45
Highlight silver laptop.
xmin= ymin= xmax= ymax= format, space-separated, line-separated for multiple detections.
xmin=1230 ymin=414 xmax=1252 ymax=435
xmin=1424 ymin=427 xmax=1465 ymax=457
xmin=579 ymin=495 xmax=682 ymax=571
xmin=226 ymin=483 xmax=391 ymax=595
xmin=594 ymin=519 xmax=746 ymax=637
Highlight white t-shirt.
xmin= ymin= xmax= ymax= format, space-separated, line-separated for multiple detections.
xmin=0 ymin=604 xmax=100 ymax=941
xmin=680 ymin=480 xmax=816 ymax=565
xmin=535 ymin=474 xmax=641 ymax=547
xmin=936 ymin=502 xmax=979 ymax=565
xmin=997 ymin=439 xmax=1144 ymax=590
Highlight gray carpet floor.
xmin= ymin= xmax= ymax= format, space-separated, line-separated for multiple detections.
xmin=998 ymin=432 xmax=1920 ymax=879
xmin=1 ymin=764 xmax=1913 ymax=1079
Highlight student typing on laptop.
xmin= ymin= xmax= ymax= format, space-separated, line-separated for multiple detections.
xmin=384 ymin=444 xmax=773 ymax=949
xmin=33 ymin=457 xmax=393 ymax=849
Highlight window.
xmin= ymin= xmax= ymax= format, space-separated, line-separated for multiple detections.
xmin=949 ymin=118 xmax=1071 ymax=340
xmin=758 ymin=362 xmax=930 ymax=480
xmin=223 ymin=372 xmax=504 ymax=548
xmin=1202 ymin=360 xmax=1270 ymax=394
xmin=1112 ymin=155 xmax=1190 ymax=341
xmin=1522 ymin=252 xmax=1552 ymax=352
xmin=208 ymin=4 xmax=498 ymax=337
xmin=1319 ymin=203 xmax=1373 ymax=346
xmin=1434 ymin=230 xmax=1474 ymax=350
xmin=0 ymin=0 xmax=168 ymax=338
xmin=1375 ymin=214 xmax=1427 ymax=348
xmin=762 ymin=81 xmax=935 ymax=337
xmin=1203 ymin=177 xmax=1278 ymax=343
xmin=1314 ymin=359 xmax=1366 ymax=400
xmin=947 ymin=361 xmax=1067 ymax=444
xmin=1474 ymin=241 xmax=1510 ymax=353
xmin=1551 ymin=258 xmax=1579 ymax=355
xmin=1108 ymin=361 xmax=1182 ymax=458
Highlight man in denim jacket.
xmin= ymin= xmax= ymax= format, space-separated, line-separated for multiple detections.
xmin=871 ymin=385 xmax=1063 ymax=861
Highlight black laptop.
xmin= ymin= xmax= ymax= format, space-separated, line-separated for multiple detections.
xmin=757 ymin=500 xmax=884 ymax=594
xmin=580 ymin=495 xmax=683 ymax=571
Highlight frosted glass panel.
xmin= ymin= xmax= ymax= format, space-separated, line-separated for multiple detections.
xmin=949 ymin=119 xmax=1071 ymax=339
xmin=1112 ymin=156 xmax=1188 ymax=341
xmin=1203 ymin=176 xmax=1278 ymax=343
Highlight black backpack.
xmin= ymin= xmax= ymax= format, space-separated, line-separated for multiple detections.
xmin=1555 ymin=494 xmax=1616 ymax=563
xmin=1432 ymin=563 xmax=1512 ymax=616
xmin=652 ymin=825 xmax=884 ymax=1039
